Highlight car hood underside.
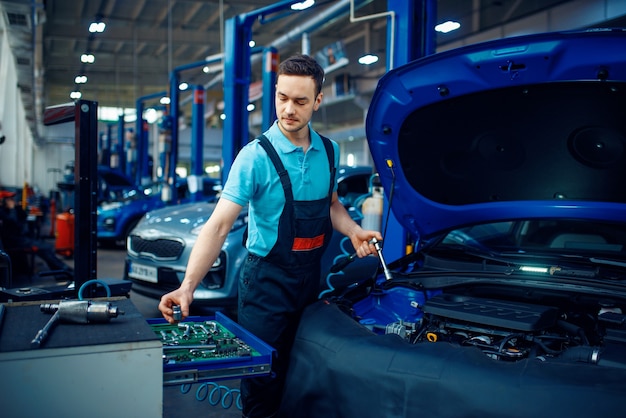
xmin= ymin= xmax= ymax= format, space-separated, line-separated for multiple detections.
xmin=366 ymin=29 xmax=626 ymax=239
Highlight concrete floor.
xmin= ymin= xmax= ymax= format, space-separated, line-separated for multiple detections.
xmin=8 ymin=242 xmax=243 ymax=418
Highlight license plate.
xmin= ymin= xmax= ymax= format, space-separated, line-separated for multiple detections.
xmin=129 ymin=262 xmax=158 ymax=283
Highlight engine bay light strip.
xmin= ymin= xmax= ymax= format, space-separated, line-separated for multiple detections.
xmin=519 ymin=265 xmax=549 ymax=274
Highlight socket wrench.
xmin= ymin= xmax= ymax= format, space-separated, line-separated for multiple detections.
xmin=370 ymin=238 xmax=393 ymax=281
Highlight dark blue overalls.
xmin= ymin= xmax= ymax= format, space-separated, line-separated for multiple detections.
xmin=238 ymin=134 xmax=335 ymax=418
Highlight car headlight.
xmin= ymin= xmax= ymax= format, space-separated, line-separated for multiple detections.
xmin=100 ymin=201 xmax=124 ymax=211
xmin=103 ymin=217 xmax=116 ymax=230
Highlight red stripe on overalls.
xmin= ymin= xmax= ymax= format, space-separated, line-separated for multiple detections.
xmin=292 ymin=234 xmax=325 ymax=251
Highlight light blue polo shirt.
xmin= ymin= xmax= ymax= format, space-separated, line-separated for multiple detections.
xmin=220 ymin=121 xmax=339 ymax=257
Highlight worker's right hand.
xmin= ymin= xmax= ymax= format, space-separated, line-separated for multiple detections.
xmin=158 ymin=288 xmax=193 ymax=323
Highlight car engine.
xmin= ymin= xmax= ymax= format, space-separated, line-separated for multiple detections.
xmin=348 ymin=285 xmax=626 ymax=369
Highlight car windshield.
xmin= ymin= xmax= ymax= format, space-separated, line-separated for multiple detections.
xmin=438 ymin=220 xmax=626 ymax=260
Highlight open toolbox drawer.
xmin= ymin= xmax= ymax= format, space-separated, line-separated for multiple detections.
xmin=147 ymin=311 xmax=275 ymax=385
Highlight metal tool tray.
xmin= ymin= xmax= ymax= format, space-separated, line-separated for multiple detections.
xmin=147 ymin=311 xmax=275 ymax=385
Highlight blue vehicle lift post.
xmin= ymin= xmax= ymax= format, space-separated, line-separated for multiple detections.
xmin=103 ymin=123 xmax=114 ymax=167
xmin=116 ymin=116 xmax=126 ymax=172
xmin=99 ymin=131 xmax=110 ymax=167
xmin=124 ymin=128 xmax=136 ymax=179
xmin=222 ymin=0 xmax=322 ymax=182
xmin=262 ymin=47 xmax=279 ymax=131
xmin=167 ymin=57 xmax=222 ymax=203
xmin=380 ymin=0 xmax=437 ymax=261
xmin=135 ymin=90 xmax=167 ymax=186
xmin=190 ymin=84 xmax=205 ymax=202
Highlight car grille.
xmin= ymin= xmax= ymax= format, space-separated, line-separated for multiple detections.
xmin=128 ymin=235 xmax=184 ymax=260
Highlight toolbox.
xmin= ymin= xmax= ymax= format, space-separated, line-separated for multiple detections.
xmin=0 ymin=298 xmax=163 ymax=418
xmin=147 ymin=311 xmax=275 ymax=385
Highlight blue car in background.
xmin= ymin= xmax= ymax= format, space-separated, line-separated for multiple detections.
xmin=97 ymin=182 xmax=166 ymax=247
xmin=280 ymin=29 xmax=626 ymax=417
xmin=96 ymin=165 xmax=221 ymax=247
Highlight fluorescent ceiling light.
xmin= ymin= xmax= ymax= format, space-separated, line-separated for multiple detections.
xmin=435 ymin=20 xmax=461 ymax=33
xmin=144 ymin=108 xmax=160 ymax=124
xmin=291 ymin=0 xmax=314 ymax=11
xmin=203 ymin=64 xmax=222 ymax=74
xmin=81 ymin=53 xmax=95 ymax=64
xmin=89 ymin=21 xmax=106 ymax=33
xmin=358 ymin=54 xmax=379 ymax=65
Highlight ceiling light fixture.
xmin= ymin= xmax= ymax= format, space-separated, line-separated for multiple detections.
xmin=291 ymin=0 xmax=315 ymax=11
xmin=144 ymin=108 xmax=160 ymax=124
xmin=435 ymin=20 xmax=461 ymax=33
xmin=70 ymin=91 xmax=82 ymax=100
xmin=160 ymin=97 xmax=171 ymax=105
xmin=178 ymin=82 xmax=189 ymax=91
xmin=81 ymin=53 xmax=95 ymax=64
xmin=89 ymin=21 xmax=106 ymax=33
xmin=202 ymin=63 xmax=222 ymax=74
xmin=358 ymin=54 xmax=379 ymax=65
xmin=74 ymin=75 xmax=88 ymax=84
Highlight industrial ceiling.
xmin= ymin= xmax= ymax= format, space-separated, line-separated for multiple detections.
xmin=1 ymin=0 xmax=625 ymax=143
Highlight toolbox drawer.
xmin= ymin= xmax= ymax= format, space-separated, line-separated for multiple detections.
xmin=147 ymin=311 xmax=275 ymax=385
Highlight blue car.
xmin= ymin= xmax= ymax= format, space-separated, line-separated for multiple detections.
xmin=97 ymin=183 xmax=166 ymax=247
xmin=97 ymin=167 xmax=221 ymax=247
xmin=281 ymin=29 xmax=626 ymax=417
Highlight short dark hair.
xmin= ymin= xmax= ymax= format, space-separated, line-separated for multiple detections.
xmin=278 ymin=54 xmax=325 ymax=96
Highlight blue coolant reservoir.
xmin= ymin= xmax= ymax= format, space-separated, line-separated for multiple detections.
xmin=353 ymin=285 xmax=441 ymax=328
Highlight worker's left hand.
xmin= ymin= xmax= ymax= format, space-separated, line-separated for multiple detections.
xmin=351 ymin=228 xmax=383 ymax=258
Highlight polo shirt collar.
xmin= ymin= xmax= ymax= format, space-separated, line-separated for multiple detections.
xmin=267 ymin=120 xmax=322 ymax=155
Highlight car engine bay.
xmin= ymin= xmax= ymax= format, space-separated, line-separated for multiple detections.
xmin=344 ymin=280 xmax=626 ymax=369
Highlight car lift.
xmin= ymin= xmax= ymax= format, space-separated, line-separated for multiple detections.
xmin=1 ymin=101 xmax=131 ymax=302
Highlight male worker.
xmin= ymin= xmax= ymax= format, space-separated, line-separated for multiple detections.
xmin=159 ymin=54 xmax=382 ymax=417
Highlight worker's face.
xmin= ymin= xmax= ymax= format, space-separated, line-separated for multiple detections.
xmin=275 ymin=74 xmax=322 ymax=135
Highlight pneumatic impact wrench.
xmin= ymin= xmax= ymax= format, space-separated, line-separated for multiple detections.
xmin=31 ymin=300 xmax=124 ymax=348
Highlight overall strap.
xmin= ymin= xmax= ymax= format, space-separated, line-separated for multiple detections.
xmin=318 ymin=134 xmax=336 ymax=198
xmin=258 ymin=135 xmax=294 ymax=203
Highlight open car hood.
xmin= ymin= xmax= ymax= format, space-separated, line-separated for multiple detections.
xmin=366 ymin=29 xmax=626 ymax=240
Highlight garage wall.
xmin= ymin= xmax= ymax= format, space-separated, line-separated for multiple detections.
xmin=0 ymin=14 xmax=34 ymax=191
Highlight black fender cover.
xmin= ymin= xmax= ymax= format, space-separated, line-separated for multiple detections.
xmin=279 ymin=299 xmax=626 ymax=418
